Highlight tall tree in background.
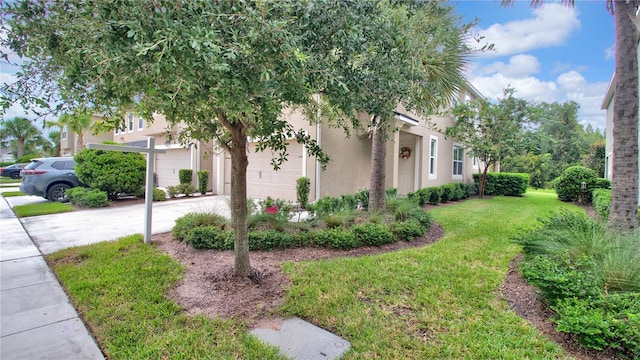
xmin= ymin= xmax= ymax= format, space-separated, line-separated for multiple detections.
xmin=503 ymin=0 xmax=638 ymax=231
xmin=306 ymin=0 xmax=471 ymax=212
xmin=46 ymin=112 xmax=94 ymax=153
xmin=0 ymin=117 xmax=41 ymax=158
xmin=447 ymin=88 xmax=531 ymax=197
xmin=1 ymin=0 xmax=334 ymax=277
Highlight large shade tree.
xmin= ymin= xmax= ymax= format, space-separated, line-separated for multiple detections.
xmin=304 ymin=0 xmax=472 ymax=212
xmin=503 ymin=0 xmax=638 ymax=231
xmin=1 ymin=0 xmax=336 ymax=276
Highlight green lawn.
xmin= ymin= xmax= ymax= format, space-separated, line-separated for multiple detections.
xmin=1 ymin=191 xmax=25 ymax=197
xmin=13 ymin=202 xmax=74 ymax=217
xmin=0 ymin=178 xmax=21 ymax=185
xmin=49 ymin=190 xmax=580 ymax=359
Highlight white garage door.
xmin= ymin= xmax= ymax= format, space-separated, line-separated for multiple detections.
xmin=246 ymin=142 xmax=304 ymax=201
xmin=155 ymin=148 xmax=191 ymax=187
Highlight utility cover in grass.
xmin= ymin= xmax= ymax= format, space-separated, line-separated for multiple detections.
xmin=250 ymin=317 xmax=351 ymax=360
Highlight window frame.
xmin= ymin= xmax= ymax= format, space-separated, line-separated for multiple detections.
xmin=429 ymin=135 xmax=438 ymax=179
xmin=453 ymin=144 xmax=464 ymax=178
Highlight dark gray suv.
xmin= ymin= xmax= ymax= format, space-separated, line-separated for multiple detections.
xmin=20 ymin=157 xmax=82 ymax=202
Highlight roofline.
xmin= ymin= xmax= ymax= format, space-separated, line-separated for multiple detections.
xmin=463 ymin=80 xmax=484 ymax=100
xmin=601 ymin=72 xmax=615 ymax=110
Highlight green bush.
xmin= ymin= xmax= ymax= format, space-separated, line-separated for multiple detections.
xmin=594 ymin=177 xmax=611 ymax=190
xmin=592 ymin=189 xmax=611 ymax=220
xmin=14 ymin=154 xmax=38 ymax=163
xmin=178 ymin=183 xmax=196 ymax=196
xmin=462 ymin=183 xmax=478 ymax=198
xmin=554 ymin=166 xmax=598 ymax=203
xmin=429 ymin=186 xmax=442 ymax=205
xmin=66 ymin=187 xmax=110 ymax=208
xmin=179 ymin=169 xmax=193 ymax=185
xmin=553 ymin=294 xmax=639 ymax=356
xmin=184 ymin=226 xmax=233 ymax=250
xmin=473 ymin=172 xmax=529 ymax=196
xmin=393 ymin=199 xmax=418 ymax=221
xmin=152 ymin=188 xmax=166 ymax=201
xmin=296 ymin=177 xmax=311 ymax=208
xmin=172 ymin=212 xmax=228 ymax=241
xmin=389 ymin=221 xmax=425 ymax=241
xmin=166 ymin=186 xmax=179 ymax=198
xmin=75 ymin=148 xmax=146 ymax=200
xmin=440 ymin=184 xmax=455 ymax=203
xmin=407 ymin=208 xmax=432 ymax=229
xmin=197 ymin=170 xmax=209 ymax=194
xmin=351 ymin=223 xmax=394 ymax=247
xmin=249 ymin=230 xmax=292 ymax=250
xmin=314 ymin=228 xmax=358 ymax=250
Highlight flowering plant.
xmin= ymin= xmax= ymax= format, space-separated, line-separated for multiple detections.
xmin=400 ymin=146 xmax=412 ymax=159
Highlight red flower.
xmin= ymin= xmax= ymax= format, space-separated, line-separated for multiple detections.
xmin=265 ymin=205 xmax=278 ymax=215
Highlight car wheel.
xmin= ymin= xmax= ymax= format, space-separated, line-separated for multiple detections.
xmin=47 ymin=184 xmax=71 ymax=202
xmin=10 ymin=172 xmax=20 ymax=179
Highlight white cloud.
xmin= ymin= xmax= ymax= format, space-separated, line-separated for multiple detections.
xmin=470 ymin=3 xmax=580 ymax=58
xmin=604 ymin=44 xmax=614 ymax=60
xmin=480 ymin=54 xmax=540 ymax=78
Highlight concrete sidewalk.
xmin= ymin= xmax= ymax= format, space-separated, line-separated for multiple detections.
xmin=1 ymin=192 xmax=232 ymax=359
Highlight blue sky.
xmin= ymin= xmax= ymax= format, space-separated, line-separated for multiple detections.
xmin=455 ymin=0 xmax=615 ymax=131
xmin=2 ymin=1 xmax=615 ymax=130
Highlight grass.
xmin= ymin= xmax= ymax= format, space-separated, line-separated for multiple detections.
xmin=1 ymin=191 xmax=25 ymax=197
xmin=50 ymin=189 xmax=581 ymax=359
xmin=13 ymin=202 xmax=74 ymax=217
xmin=48 ymin=235 xmax=285 ymax=360
xmin=0 ymin=178 xmax=21 ymax=185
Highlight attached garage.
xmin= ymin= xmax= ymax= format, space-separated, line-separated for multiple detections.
xmin=224 ymin=141 xmax=305 ymax=201
xmin=155 ymin=148 xmax=192 ymax=187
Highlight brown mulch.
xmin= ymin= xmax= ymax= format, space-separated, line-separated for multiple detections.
xmin=149 ymin=201 xmax=622 ymax=360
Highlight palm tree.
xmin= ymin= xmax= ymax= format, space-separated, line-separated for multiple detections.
xmin=0 ymin=117 xmax=41 ymax=158
xmin=502 ymin=0 xmax=638 ymax=231
xmin=47 ymin=111 xmax=94 ymax=153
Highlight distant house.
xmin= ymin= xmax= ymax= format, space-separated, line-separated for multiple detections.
xmin=600 ymin=72 xmax=640 ymax=205
xmin=0 ymin=148 xmax=15 ymax=162
xmin=63 ymin=82 xmax=484 ymax=202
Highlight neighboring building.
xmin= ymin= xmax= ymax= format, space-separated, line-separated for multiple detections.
xmin=601 ymin=72 xmax=640 ymax=205
xmin=0 ymin=148 xmax=16 ymax=162
xmin=63 ymin=83 xmax=484 ymax=202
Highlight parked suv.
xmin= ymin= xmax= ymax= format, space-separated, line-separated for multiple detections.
xmin=20 ymin=157 xmax=82 ymax=202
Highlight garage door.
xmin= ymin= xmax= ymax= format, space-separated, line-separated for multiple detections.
xmin=155 ymin=148 xmax=191 ymax=187
xmin=246 ymin=141 xmax=304 ymax=201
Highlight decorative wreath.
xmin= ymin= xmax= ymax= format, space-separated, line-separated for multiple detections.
xmin=400 ymin=146 xmax=412 ymax=159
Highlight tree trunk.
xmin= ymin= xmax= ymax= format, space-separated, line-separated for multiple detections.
xmin=609 ymin=1 xmax=639 ymax=232
xmin=228 ymin=121 xmax=252 ymax=277
xmin=17 ymin=139 xmax=25 ymax=158
xmin=369 ymin=117 xmax=387 ymax=213
xmin=479 ymin=163 xmax=490 ymax=198
xmin=76 ymin=132 xmax=84 ymax=152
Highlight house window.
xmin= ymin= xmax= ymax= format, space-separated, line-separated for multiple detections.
xmin=451 ymin=90 xmax=459 ymax=108
xmin=61 ymin=125 xmax=67 ymax=140
xmin=138 ymin=116 xmax=144 ymax=131
xmin=472 ymin=156 xmax=478 ymax=169
xmin=453 ymin=145 xmax=464 ymax=177
xmin=429 ymin=136 xmax=437 ymax=178
xmin=128 ymin=113 xmax=134 ymax=132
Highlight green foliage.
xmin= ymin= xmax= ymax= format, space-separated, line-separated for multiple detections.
xmin=582 ymin=141 xmax=606 ymax=177
xmin=66 ymin=187 xmax=110 ymax=208
xmin=351 ymin=223 xmax=394 ymax=247
xmin=197 ymin=170 xmax=209 ymax=194
xmin=152 ymin=188 xmax=166 ymax=201
xmin=594 ymin=177 xmax=611 ymax=190
xmin=184 ymin=226 xmax=234 ymax=250
xmin=179 ymin=183 xmax=196 ymax=196
xmin=593 ymin=189 xmax=611 ymax=220
xmin=13 ymin=202 xmax=74 ymax=217
xmin=172 ymin=212 xmax=228 ymax=242
xmin=249 ymin=230 xmax=292 ymax=250
xmin=462 ymin=183 xmax=478 ymax=198
xmin=502 ymin=153 xmax=553 ymax=189
xmin=393 ymin=198 xmax=418 ymax=221
xmin=429 ymin=186 xmax=443 ymax=204
xmin=389 ymin=221 xmax=425 ymax=241
xmin=166 ymin=186 xmax=179 ymax=198
xmin=74 ymin=149 xmax=146 ymax=200
xmin=440 ymin=184 xmax=455 ymax=203
xmin=451 ymin=183 xmax=464 ymax=201
xmin=554 ymin=165 xmax=598 ymax=203
xmin=408 ymin=208 xmax=432 ymax=229
xmin=15 ymin=154 xmax=39 ymax=163
xmin=178 ymin=169 xmax=193 ymax=185
xmin=314 ymin=228 xmax=358 ymax=250
xmin=296 ymin=177 xmax=311 ymax=208
xmin=473 ymin=172 xmax=529 ymax=196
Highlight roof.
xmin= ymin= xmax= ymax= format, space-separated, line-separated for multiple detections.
xmin=600 ymin=72 xmax=615 ymax=110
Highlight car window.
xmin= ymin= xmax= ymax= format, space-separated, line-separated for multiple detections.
xmin=64 ymin=161 xmax=76 ymax=170
xmin=51 ymin=161 xmax=66 ymax=170
xmin=24 ymin=161 xmax=43 ymax=170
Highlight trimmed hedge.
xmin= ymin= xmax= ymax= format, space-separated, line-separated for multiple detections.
xmin=473 ymin=172 xmax=529 ymax=196
xmin=179 ymin=169 xmax=193 ymax=185
xmin=66 ymin=187 xmax=110 ymax=208
xmin=197 ymin=170 xmax=209 ymax=194
xmin=74 ymin=148 xmax=146 ymax=200
xmin=554 ymin=166 xmax=598 ymax=203
xmin=592 ymin=189 xmax=611 ymax=220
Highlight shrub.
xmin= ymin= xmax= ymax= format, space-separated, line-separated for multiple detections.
xmin=554 ymin=166 xmax=598 ymax=203
xmin=407 ymin=208 xmax=432 ymax=229
xmin=184 ymin=227 xmax=233 ymax=250
xmin=592 ymin=189 xmax=611 ymax=220
xmin=166 ymin=186 xmax=179 ymax=198
xmin=314 ymin=228 xmax=359 ymax=250
xmin=389 ymin=221 xmax=425 ymax=241
xmin=178 ymin=183 xmax=197 ymax=196
xmin=429 ymin=186 xmax=442 ymax=205
xmin=296 ymin=177 xmax=311 ymax=208
xmin=66 ymin=187 xmax=110 ymax=208
xmin=249 ymin=230 xmax=292 ymax=250
xmin=462 ymin=183 xmax=478 ymax=198
xmin=394 ymin=199 xmax=418 ymax=222
xmin=351 ymin=223 xmax=394 ymax=247
xmin=74 ymin=148 xmax=146 ymax=200
xmin=440 ymin=184 xmax=455 ymax=203
xmin=152 ymin=188 xmax=166 ymax=201
xmin=197 ymin=170 xmax=209 ymax=194
xmin=451 ymin=183 xmax=464 ymax=201
xmin=172 ymin=212 xmax=228 ymax=241
xmin=473 ymin=172 xmax=529 ymax=196
xmin=179 ymin=169 xmax=193 ymax=185
xmin=594 ymin=177 xmax=611 ymax=190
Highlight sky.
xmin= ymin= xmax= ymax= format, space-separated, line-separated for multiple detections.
xmin=1 ymin=1 xmax=616 ymax=131
xmin=454 ymin=0 xmax=615 ymax=131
